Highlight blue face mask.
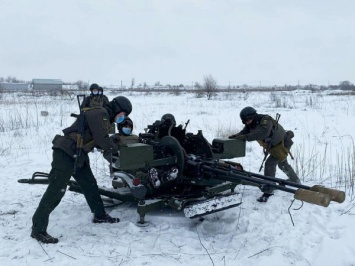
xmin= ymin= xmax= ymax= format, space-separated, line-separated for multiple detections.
xmin=122 ymin=127 xmax=132 ymax=135
xmin=92 ymin=90 xmax=99 ymax=95
xmin=116 ymin=115 xmax=125 ymax=124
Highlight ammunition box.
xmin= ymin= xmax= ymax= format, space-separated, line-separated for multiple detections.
xmin=212 ymin=138 xmax=246 ymax=159
xmin=119 ymin=143 xmax=154 ymax=170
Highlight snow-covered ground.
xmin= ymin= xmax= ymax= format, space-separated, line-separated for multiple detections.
xmin=0 ymin=90 xmax=354 ymax=266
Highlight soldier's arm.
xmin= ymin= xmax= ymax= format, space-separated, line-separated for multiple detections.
xmin=229 ymin=125 xmax=249 ymax=139
xmin=86 ymin=109 xmax=119 ymax=154
xmin=239 ymin=126 xmax=249 ymax=135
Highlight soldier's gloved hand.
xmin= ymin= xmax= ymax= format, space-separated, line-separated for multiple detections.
xmin=109 ymin=134 xmax=119 ymax=144
xmin=228 ymin=134 xmax=239 ymax=139
xmin=234 ymin=134 xmax=247 ymax=141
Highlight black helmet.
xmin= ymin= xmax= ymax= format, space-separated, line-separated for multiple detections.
xmin=117 ymin=116 xmax=133 ymax=134
xmin=161 ymin=113 xmax=176 ymax=126
xmin=111 ymin=96 xmax=132 ymax=116
xmin=90 ymin=83 xmax=100 ymax=91
xmin=240 ymin=106 xmax=257 ymax=124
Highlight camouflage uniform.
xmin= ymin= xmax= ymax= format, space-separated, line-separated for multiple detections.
xmin=32 ymin=107 xmax=120 ymax=236
xmin=81 ymin=94 xmax=110 ymax=108
xmin=237 ymin=113 xmax=300 ymax=194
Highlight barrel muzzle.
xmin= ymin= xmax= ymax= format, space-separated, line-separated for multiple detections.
xmin=294 ymin=189 xmax=331 ymax=207
xmin=310 ymin=185 xmax=345 ymax=203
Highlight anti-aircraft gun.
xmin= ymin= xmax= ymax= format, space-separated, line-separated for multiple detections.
xmin=19 ymin=122 xmax=345 ymax=224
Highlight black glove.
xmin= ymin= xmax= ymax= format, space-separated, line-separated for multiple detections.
xmin=234 ymin=134 xmax=247 ymax=141
xmin=109 ymin=134 xmax=119 ymax=144
xmin=228 ymin=134 xmax=239 ymax=139
xmin=229 ymin=133 xmax=246 ymax=140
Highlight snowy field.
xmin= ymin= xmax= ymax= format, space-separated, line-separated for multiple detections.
xmin=0 ymin=90 xmax=354 ymax=266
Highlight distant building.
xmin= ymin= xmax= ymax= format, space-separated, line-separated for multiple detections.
xmin=31 ymin=79 xmax=63 ymax=90
xmin=62 ymin=84 xmax=80 ymax=91
xmin=0 ymin=82 xmax=30 ymax=91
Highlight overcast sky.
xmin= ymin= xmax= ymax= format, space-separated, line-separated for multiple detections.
xmin=1 ymin=0 xmax=354 ymax=87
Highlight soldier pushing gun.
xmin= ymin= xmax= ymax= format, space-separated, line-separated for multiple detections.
xmin=31 ymin=95 xmax=132 ymax=244
xmin=229 ymin=107 xmax=300 ymax=203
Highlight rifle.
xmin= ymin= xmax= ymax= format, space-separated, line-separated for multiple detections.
xmin=184 ymin=119 xmax=190 ymax=130
xmin=73 ymin=95 xmax=86 ymax=174
xmin=258 ymin=113 xmax=281 ymax=172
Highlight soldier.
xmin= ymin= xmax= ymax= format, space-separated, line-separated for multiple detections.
xmin=116 ymin=116 xmax=139 ymax=142
xmin=108 ymin=117 xmax=162 ymax=190
xmin=147 ymin=113 xmax=178 ymax=140
xmin=160 ymin=113 xmax=176 ymax=127
xmin=31 ymin=96 xmax=132 ymax=244
xmin=107 ymin=117 xmax=139 ymax=155
xmin=81 ymin=83 xmax=109 ymax=108
xmin=229 ymin=106 xmax=300 ymax=203
xmin=105 ymin=117 xmax=140 ymax=169
xmin=98 ymin=86 xmax=110 ymax=107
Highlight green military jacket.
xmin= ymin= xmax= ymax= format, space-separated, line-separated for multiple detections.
xmin=53 ymin=107 xmax=119 ymax=162
xmin=81 ymin=95 xmax=110 ymax=108
xmin=238 ymin=114 xmax=285 ymax=146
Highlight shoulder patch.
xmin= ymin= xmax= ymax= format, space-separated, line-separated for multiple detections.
xmin=102 ymin=117 xmax=110 ymax=131
xmin=261 ymin=119 xmax=269 ymax=125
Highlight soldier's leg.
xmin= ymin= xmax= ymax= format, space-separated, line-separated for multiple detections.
xmin=257 ymin=156 xmax=278 ymax=202
xmin=262 ymin=155 xmax=278 ymax=193
xmin=32 ymin=149 xmax=73 ymax=233
xmin=278 ymin=160 xmax=301 ymax=184
xmin=73 ymin=163 xmax=106 ymax=217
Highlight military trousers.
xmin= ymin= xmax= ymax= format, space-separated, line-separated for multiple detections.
xmin=262 ymin=155 xmax=301 ymax=194
xmin=32 ymin=149 xmax=105 ymax=233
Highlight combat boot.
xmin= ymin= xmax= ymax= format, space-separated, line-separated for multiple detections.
xmin=257 ymin=193 xmax=273 ymax=203
xmin=93 ymin=213 xmax=120 ymax=223
xmin=31 ymin=231 xmax=59 ymax=244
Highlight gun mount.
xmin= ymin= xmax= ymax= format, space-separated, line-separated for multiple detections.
xmin=18 ymin=123 xmax=345 ymax=224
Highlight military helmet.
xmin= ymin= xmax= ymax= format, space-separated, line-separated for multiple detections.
xmin=89 ymin=83 xmax=100 ymax=91
xmin=111 ymin=96 xmax=132 ymax=116
xmin=161 ymin=113 xmax=176 ymax=126
xmin=240 ymin=106 xmax=257 ymax=124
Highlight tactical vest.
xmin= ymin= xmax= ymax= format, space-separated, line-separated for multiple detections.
xmin=62 ymin=106 xmax=107 ymax=153
xmin=254 ymin=114 xmax=285 ymax=147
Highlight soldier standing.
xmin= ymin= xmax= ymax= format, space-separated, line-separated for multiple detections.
xmin=81 ymin=83 xmax=109 ymax=108
xmin=229 ymin=106 xmax=300 ymax=202
xmin=31 ymin=96 xmax=132 ymax=244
